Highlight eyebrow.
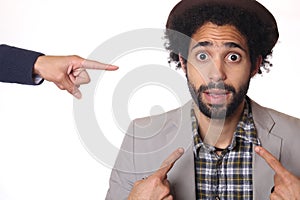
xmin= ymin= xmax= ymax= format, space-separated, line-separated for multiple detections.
xmin=191 ymin=41 xmax=247 ymax=52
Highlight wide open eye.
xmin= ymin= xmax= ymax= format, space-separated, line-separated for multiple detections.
xmin=196 ymin=52 xmax=209 ymax=61
xmin=227 ymin=53 xmax=241 ymax=62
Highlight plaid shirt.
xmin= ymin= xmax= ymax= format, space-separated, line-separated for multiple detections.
xmin=193 ymin=100 xmax=260 ymax=200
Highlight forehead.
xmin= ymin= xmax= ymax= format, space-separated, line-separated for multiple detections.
xmin=190 ymin=22 xmax=248 ymax=49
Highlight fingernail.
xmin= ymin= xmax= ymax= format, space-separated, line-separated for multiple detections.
xmin=254 ymin=146 xmax=260 ymax=153
xmin=107 ymin=65 xmax=119 ymax=70
xmin=74 ymin=92 xmax=82 ymax=99
xmin=178 ymin=147 xmax=185 ymax=154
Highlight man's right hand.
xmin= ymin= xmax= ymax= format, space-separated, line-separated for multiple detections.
xmin=128 ymin=148 xmax=184 ymax=200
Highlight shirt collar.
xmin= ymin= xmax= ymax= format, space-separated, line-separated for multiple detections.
xmin=192 ymin=98 xmax=260 ymax=156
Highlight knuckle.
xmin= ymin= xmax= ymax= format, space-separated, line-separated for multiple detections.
xmin=56 ymin=84 xmax=65 ymax=90
xmin=69 ymin=55 xmax=80 ymax=60
xmin=70 ymin=55 xmax=83 ymax=64
xmin=80 ymin=74 xmax=90 ymax=84
xmin=161 ymin=181 xmax=171 ymax=196
xmin=160 ymin=188 xmax=171 ymax=199
xmin=275 ymin=186 xmax=282 ymax=194
xmin=162 ymin=186 xmax=170 ymax=195
xmin=150 ymin=176 xmax=161 ymax=186
xmin=284 ymin=178 xmax=292 ymax=186
xmin=268 ymin=158 xmax=278 ymax=167
xmin=69 ymin=86 xmax=77 ymax=94
xmin=274 ymin=185 xmax=288 ymax=196
xmin=86 ymin=76 xmax=91 ymax=83
xmin=56 ymin=74 xmax=65 ymax=83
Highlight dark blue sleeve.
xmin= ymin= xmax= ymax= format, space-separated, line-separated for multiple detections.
xmin=0 ymin=44 xmax=45 ymax=85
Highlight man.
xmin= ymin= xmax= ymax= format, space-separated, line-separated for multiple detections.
xmin=106 ymin=0 xmax=300 ymax=199
xmin=0 ymin=44 xmax=118 ymax=99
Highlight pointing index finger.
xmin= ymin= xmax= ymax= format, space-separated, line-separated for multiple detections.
xmin=82 ymin=59 xmax=119 ymax=71
xmin=155 ymin=148 xmax=184 ymax=179
xmin=255 ymin=146 xmax=285 ymax=175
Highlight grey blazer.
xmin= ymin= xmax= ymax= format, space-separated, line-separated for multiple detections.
xmin=106 ymin=99 xmax=300 ymax=199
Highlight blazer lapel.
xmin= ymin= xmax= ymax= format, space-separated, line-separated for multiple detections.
xmin=251 ymin=101 xmax=282 ymax=199
xmin=167 ymin=101 xmax=196 ymax=200
xmin=167 ymin=99 xmax=284 ymax=199
xmin=169 ymin=145 xmax=196 ymax=200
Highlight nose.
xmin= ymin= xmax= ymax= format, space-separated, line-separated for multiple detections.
xmin=208 ymin=58 xmax=226 ymax=82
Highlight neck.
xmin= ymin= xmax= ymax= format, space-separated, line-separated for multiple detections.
xmin=194 ymin=100 xmax=245 ymax=149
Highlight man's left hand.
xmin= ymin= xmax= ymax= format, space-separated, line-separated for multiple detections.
xmin=255 ymin=146 xmax=300 ymax=199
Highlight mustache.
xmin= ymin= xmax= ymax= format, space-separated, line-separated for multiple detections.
xmin=198 ymin=82 xmax=236 ymax=94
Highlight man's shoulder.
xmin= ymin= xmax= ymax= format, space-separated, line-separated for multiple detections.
xmin=251 ymin=99 xmax=300 ymax=139
xmin=133 ymin=100 xmax=192 ymax=125
xmin=251 ymin=99 xmax=300 ymax=123
xmin=128 ymin=100 xmax=193 ymax=153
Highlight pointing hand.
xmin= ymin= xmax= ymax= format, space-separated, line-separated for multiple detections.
xmin=255 ymin=146 xmax=300 ymax=199
xmin=128 ymin=148 xmax=184 ymax=200
xmin=34 ymin=55 xmax=118 ymax=99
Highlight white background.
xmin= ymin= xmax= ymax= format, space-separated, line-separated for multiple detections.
xmin=0 ymin=0 xmax=299 ymax=199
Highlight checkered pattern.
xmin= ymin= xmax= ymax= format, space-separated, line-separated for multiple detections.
xmin=193 ymin=100 xmax=260 ymax=199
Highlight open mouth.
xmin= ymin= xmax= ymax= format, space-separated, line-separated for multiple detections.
xmin=203 ymin=89 xmax=231 ymax=105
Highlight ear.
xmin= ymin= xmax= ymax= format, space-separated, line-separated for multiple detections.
xmin=251 ymin=56 xmax=262 ymax=77
xmin=179 ymin=54 xmax=187 ymax=74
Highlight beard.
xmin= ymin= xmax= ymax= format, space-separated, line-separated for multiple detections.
xmin=188 ymin=79 xmax=250 ymax=119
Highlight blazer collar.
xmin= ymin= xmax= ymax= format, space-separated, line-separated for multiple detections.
xmin=170 ymin=99 xmax=283 ymax=199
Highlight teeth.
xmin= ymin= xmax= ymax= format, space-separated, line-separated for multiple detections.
xmin=206 ymin=90 xmax=227 ymax=96
xmin=209 ymin=94 xmax=226 ymax=97
xmin=207 ymin=92 xmax=226 ymax=95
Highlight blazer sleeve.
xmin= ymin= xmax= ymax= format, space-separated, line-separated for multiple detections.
xmin=0 ymin=44 xmax=44 ymax=85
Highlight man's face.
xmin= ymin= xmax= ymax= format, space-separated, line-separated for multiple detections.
xmin=183 ymin=22 xmax=256 ymax=119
